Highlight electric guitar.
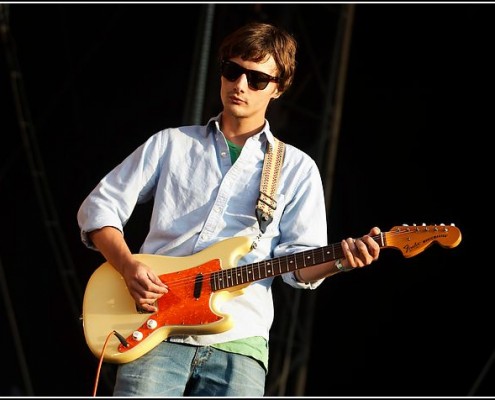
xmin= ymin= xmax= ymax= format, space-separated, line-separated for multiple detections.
xmin=82 ymin=224 xmax=461 ymax=364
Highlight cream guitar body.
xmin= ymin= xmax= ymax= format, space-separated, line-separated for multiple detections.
xmin=83 ymin=236 xmax=253 ymax=364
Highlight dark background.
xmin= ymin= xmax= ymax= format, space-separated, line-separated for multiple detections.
xmin=1 ymin=2 xmax=492 ymax=397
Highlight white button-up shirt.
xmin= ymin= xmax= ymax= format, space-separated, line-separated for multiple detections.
xmin=77 ymin=113 xmax=328 ymax=345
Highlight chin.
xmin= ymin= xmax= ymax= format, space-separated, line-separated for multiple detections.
xmin=225 ymin=106 xmax=247 ymax=119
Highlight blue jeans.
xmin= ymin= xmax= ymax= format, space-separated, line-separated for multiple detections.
xmin=113 ymin=341 xmax=266 ymax=396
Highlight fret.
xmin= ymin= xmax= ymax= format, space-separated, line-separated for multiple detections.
xmin=211 ymin=272 xmax=217 ymax=291
xmin=271 ymin=259 xmax=278 ymax=275
xmin=246 ymin=263 xmax=254 ymax=282
xmin=245 ymin=265 xmax=252 ymax=283
xmin=215 ymin=271 xmax=222 ymax=290
xmin=244 ymin=267 xmax=249 ymax=283
xmin=314 ymin=247 xmax=325 ymax=265
xmin=220 ymin=270 xmax=227 ymax=289
xmin=226 ymin=269 xmax=233 ymax=288
xmin=280 ymin=254 xmax=289 ymax=273
xmin=234 ymin=267 xmax=241 ymax=285
xmin=239 ymin=265 xmax=246 ymax=284
xmin=223 ymin=269 xmax=229 ymax=288
xmin=251 ymin=264 xmax=260 ymax=282
xmin=308 ymin=249 xmax=315 ymax=267
xmin=253 ymin=261 xmax=261 ymax=280
xmin=292 ymin=252 xmax=301 ymax=271
xmin=287 ymin=256 xmax=295 ymax=272
xmin=294 ymin=251 xmax=307 ymax=268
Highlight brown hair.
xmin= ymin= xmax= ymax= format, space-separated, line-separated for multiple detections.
xmin=219 ymin=22 xmax=297 ymax=94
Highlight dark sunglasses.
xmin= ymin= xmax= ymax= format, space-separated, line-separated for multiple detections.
xmin=221 ymin=60 xmax=279 ymax=91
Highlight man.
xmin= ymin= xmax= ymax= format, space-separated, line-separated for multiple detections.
xmin=78 ymin=21 xmax=381 ymax=396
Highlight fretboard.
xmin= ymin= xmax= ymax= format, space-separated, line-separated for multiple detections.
xmin=210 ymin=243 xmax=345 ymax=291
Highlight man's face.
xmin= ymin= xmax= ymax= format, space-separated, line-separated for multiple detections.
xmin=220 ymin=56 xmax=280 ymax=121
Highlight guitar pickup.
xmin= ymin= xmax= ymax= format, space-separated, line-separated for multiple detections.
xmin=193 ymin=274 xmax=203 ymax=299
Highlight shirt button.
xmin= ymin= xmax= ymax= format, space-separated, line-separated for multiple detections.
xmin=221 ymin=151 xmax=228 ymax=158
xmin=215 ymin=206 xmax=222 ymax=213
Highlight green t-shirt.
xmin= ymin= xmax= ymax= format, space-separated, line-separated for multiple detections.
xmin=212 ymin=336 xmax=269 ymax=372
xmin=226 ymin=139 xmax=243 ymax=163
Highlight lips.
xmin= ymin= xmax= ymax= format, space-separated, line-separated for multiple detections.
xmin=229 ymin=96 xmax=245 ymax=104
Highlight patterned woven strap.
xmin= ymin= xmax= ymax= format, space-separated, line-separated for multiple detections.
xmin=256 ymin=138 xmax=285 ymax=233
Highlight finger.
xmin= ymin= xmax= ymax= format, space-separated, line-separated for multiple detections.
xmin=131 ymin=283 xmax=165 ymax=306
xmin=354 ymin=238 xmax=375 ymax=267
xmin=353 ymin=238 xmax=361 ymax=253
xmin=344 ymin=237 xmax=359 ymax=250
xmin=352 ymin=239 xmax=365 ymax=262
xmin=147 ymin=272 xmax=168 ymax=288
xmin=361 ymin=235 xmax=380 ymax=260
xmin=137 ymin=300 xmax=158 ymax=313
xmin=147 ymin=277 xmax=169 ymax=294
xmin=369 ymin=226 xmax=381 ymax=236
xmin=342 ymin=238 xmax=360 ymax=267
xmin=139 ymin=274 xmax=168 ymax=295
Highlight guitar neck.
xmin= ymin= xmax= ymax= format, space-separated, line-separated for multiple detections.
xmin=210 ymin=233 xmax=385 ymax=291
xmin=210 ymin=223 xmax=462 ymax=291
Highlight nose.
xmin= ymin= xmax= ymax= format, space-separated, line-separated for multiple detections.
xmin=233 ymin=72 xmax=249 ymax=89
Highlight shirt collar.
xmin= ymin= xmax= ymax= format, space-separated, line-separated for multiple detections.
xmin=206 ymin=113 xmax=276 ymax=147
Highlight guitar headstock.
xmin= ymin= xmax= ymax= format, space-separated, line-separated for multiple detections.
xmin=384 ymin=224 xmax=462 ymax=258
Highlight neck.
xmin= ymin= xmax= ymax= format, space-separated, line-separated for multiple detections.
xmin=220 ymin=113 xmax=265 ymax=146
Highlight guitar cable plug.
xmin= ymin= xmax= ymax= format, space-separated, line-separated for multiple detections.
xmin=113 ymin=330 xmax=129 ymax=347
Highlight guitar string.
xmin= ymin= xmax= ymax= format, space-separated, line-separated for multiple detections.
xmin=152 ymin=227 xmax=457 ymax=292
xmin=159 ymin=240 xmax=347 ymax=292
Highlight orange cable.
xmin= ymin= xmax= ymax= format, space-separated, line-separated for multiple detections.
xmin=92 ymin=330 xmax=115 ymax=397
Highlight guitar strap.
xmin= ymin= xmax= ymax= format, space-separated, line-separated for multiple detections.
xmin=256 ymin=137 xmax=286 ymax=234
